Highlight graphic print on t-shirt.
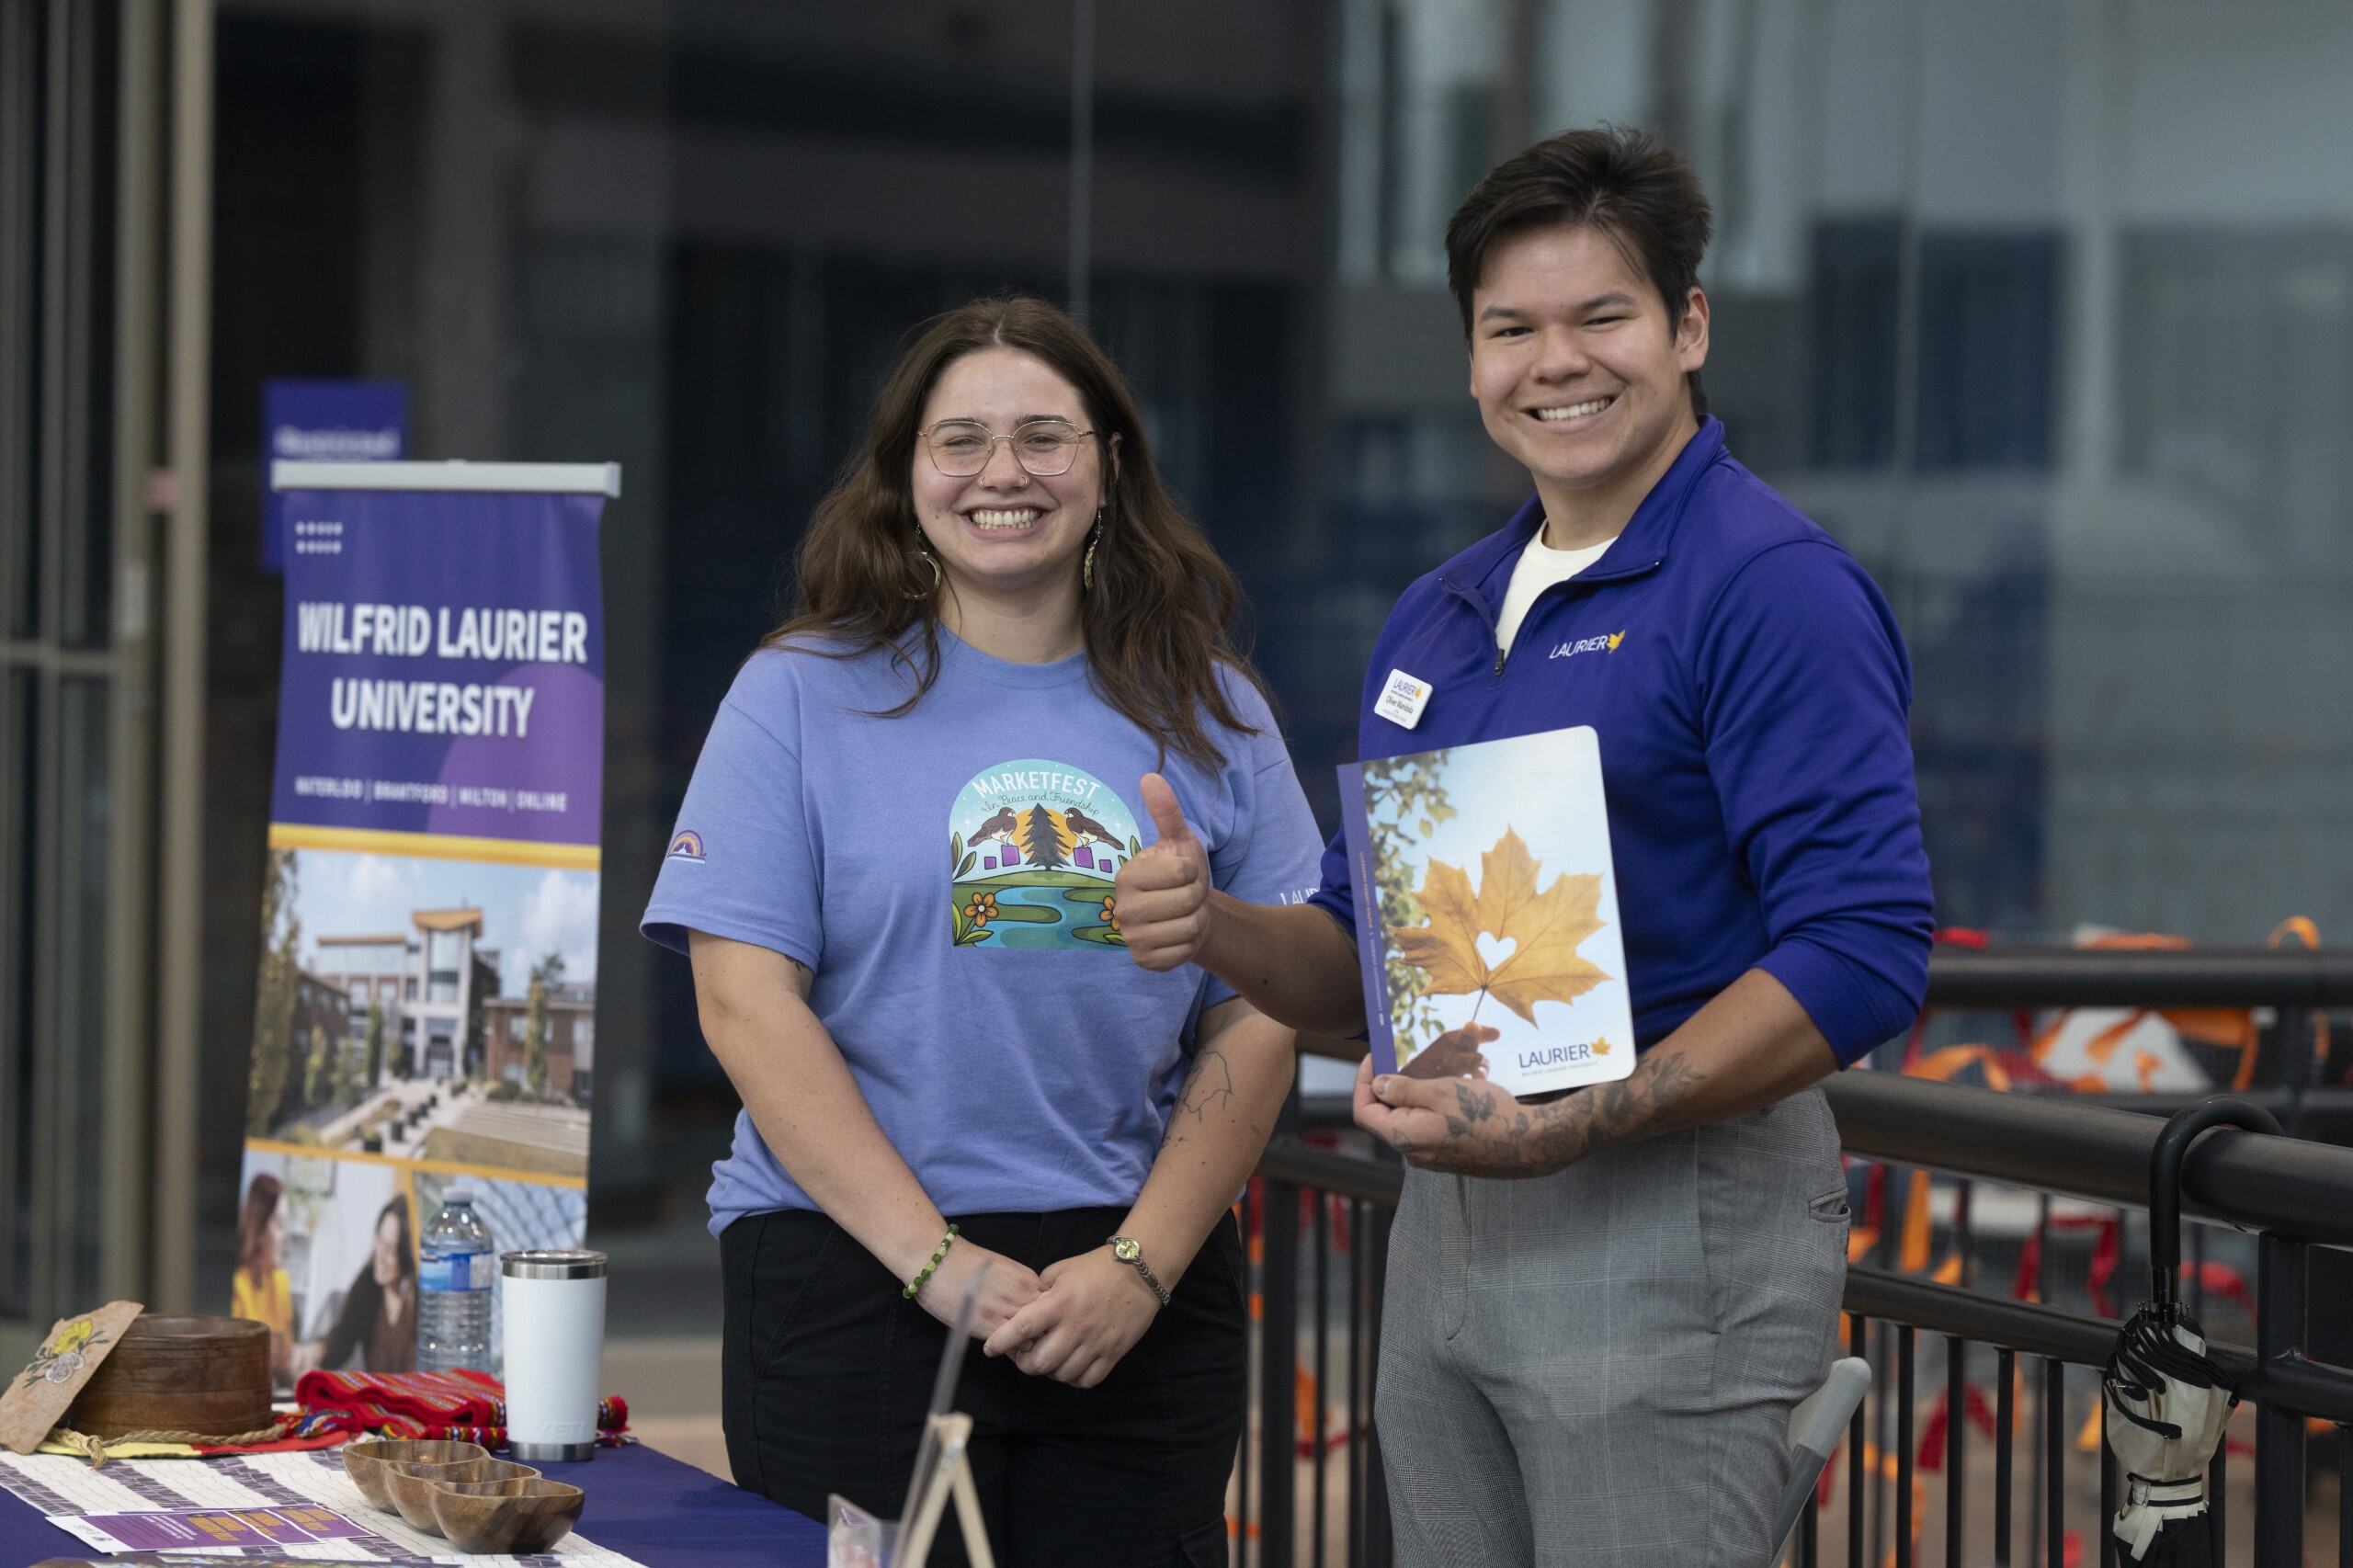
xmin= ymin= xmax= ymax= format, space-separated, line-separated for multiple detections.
xmin=949 ymin=758 xmax=1141 ymax=950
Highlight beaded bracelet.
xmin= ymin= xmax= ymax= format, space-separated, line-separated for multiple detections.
xmin=903 ymin=1223 xmax=960 ymax=1300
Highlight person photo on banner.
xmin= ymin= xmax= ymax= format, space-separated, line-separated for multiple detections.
xmin=1110 ymin=126 xmax=1935 ymax=1565
xmin=232 ymin=1173 xmax=297 ymax=1386
xmin=642 ymin=296 xmax=1322 ymax=1565
xmin=294 ymin=1196 xmax=418 ymax=1376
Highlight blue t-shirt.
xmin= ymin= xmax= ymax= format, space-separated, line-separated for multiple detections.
xmin=642 ymin=628 xmax=1324 ymax=1235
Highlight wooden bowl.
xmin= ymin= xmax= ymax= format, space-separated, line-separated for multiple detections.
xmin=61 ymin=1314 xmax=270 ymax=1439
xmin=341 ymin=1438 xmax=487 ymax=1512
xmin=384 ymin=1457 xmax=539 ymax=1531
xmin=429 ymin=1478 xmax=585 ymax=1555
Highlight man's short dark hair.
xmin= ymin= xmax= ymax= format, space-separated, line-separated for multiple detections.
xmin=1446 ymin=124 xmax=1713 ymax=414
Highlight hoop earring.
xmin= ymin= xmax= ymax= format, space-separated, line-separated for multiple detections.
xmin=1082 ymin=508 xmax=1104 ymax=594
xmin=904 ymin=541 xmax=943 ymax=601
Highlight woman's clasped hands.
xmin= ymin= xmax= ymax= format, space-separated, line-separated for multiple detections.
xmin=978 ymin=1244 xmax=1165 ymax=1391
xmin=914 ymin=1239 xmax=1042 ymax=1342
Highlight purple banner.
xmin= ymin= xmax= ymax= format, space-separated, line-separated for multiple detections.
xmin=269 ymin=486 xmax=606 ymax=849
xmin=239 ymin=469 xmax=608 ymax=1381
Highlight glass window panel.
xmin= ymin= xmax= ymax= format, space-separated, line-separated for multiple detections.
xmin=1914 ymin=230 xmax=2058 ymax=472
xmin=2 ymin=670 xmax=33 ymax=1320
xmin=60 ymin=677 xmax=106 ymax=1302
xmin=1 ymin=3 xmax=41 ymax=644
xmin=1805 ymin=218 xmax=1902 ymax=469
xmin=60 ymin=1 xmax=113 ymax=652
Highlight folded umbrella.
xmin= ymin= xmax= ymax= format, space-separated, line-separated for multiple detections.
xmin=2103 ymin=1307 xmax=2234 ymax=1562
xmin=2103 ymin=1097 xmax=2280 ymax=1564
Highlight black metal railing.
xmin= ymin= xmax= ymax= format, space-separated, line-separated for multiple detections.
xmin=1826 ymin=1076 xmax=2353 ymax=1567
xmin=1235 ymin=1142 xmax=1398 ymax=1568
xmin=1920 ymin=947 xmax=2353 ymax=1136
xmin=1233 ymin=947 xmax=2353 ymax=1567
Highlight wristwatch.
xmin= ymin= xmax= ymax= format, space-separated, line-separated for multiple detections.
xmin=1107 ymin=1234 xmax=1171 ymax=1307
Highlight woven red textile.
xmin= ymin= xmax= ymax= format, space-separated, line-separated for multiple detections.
xmin=291 ymin=1369 xmax=631 ymax=1448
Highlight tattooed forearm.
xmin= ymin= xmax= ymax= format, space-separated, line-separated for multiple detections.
xmin=1529 ymin=1050 xmax=1711 ymax=1170
xmin=1419 ymin=1050 xmax=1715 ymax=1178
xmin=1161 ymin=1043 xmax=1240 ymax=1147
xmin=1378 ymin=971 xmax=1833 ymax=1179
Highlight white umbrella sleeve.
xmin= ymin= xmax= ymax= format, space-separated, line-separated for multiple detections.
xmin=2103 ymin=1321 xmax=2235 ymax=1562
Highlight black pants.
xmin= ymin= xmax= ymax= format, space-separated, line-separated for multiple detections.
xmin=720 ymin=1206 xmax=1246 ymax=1567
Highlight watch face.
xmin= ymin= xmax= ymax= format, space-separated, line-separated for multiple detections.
xmin=1113 ymin=1237 xmax=1139 ymax=1262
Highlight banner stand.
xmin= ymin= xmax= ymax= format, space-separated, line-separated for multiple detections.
xmin=892 ymin=1414 xmax=995 ymax=1568
xmin=273 ymin=460 xmax=621 ymax=498
xmin=233 ymin=460 xmax=618 ymax=1389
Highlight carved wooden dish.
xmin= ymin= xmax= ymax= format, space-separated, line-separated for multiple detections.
xmin=429 ymin=1477 xmax=585 ymax=1555
xmin=340 ymin=1437 xmax=487 ymax=1512
xmin=60 ymin=1314 xmax=270 ymax=1439
xmin=384 ymin=1456 xmax=539 ymax=1531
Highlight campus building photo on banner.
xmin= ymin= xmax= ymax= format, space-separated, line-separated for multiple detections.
xmin=233 ymin=460 xmax=618 ymax=1388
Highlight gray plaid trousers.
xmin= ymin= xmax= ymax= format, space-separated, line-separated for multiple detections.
xmin=1374 ymin=1086 xmax=1849 ymax=1568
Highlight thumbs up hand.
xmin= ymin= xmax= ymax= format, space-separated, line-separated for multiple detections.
xmin=1114 ymin=773 xmax=1217 ymax=972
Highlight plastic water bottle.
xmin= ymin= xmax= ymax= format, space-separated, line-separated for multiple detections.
xmin=418 ymin=1191 xmax=494 ymax=1372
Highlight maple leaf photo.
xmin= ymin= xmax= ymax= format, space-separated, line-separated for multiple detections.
xmin=1389 ymin=827 xmax=1611 ymax=1027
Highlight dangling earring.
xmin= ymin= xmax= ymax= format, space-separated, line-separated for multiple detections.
xmin=1082 ymin=506 xmax=1104 ymax=593
xmin=903 ymin=531 xmax=943 ymax=600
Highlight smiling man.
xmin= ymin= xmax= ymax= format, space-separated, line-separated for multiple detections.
xmin=1111 ymin=126 xmax=1934 ymax=1565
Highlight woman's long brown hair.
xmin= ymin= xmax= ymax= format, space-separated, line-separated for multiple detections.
xmin=766 ymin=296 xmax=1265 ymax=767
xmin=237 ymin=1172 xmax=284 ymax=1287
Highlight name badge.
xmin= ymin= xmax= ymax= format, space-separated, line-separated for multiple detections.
xmin=1373 ymin=669 xmax=1433 ymax=730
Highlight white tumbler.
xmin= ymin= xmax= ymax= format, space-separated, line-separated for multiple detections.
xmin=501 ymin=1249 xmax=608 ymax=1462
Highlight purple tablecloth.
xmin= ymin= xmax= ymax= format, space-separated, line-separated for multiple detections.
xmin=0 ymin=1441 xmax=828 ymax=1568
xmin=531 ymin=1444 xmax=827 ymax=1566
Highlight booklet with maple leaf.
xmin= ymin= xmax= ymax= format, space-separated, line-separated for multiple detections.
xmin=1338 ymin=726 xmax=1635 ymax=1097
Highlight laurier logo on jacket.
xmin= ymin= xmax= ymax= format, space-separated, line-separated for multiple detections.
xmin=1549 ymin=629 xmax=1627 ymax=661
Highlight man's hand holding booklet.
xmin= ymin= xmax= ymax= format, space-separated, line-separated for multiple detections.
xmin=1339 ymin=725 xmax=1635 ymax=1099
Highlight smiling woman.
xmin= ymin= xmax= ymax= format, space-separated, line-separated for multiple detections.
xmin=775 ymin=299 xmax=1273 ymax=767
xmin=904 ymin=347 xmax=1107 ymax=642
xmin=639 ymin=295 xmax=1325 ymax=1566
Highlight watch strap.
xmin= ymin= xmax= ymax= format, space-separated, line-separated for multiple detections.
xmin=1107 ymin=1234 xmax=1171 ymax=1308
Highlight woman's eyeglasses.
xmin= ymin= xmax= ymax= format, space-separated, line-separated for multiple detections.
xmin=920 ymin=419 xmax=1097 ymax=478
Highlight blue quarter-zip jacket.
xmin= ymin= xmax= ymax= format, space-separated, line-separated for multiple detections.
xmin=1310 ymin=417 xmax=1934 ymax=1065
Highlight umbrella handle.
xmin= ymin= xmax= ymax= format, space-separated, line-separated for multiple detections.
xmin=2148 ymin=1096 xmax=2283 ymax=1313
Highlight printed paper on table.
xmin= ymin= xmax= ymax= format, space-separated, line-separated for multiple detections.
xmin=0 ymin=1446 xmax=642 ymax=1565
